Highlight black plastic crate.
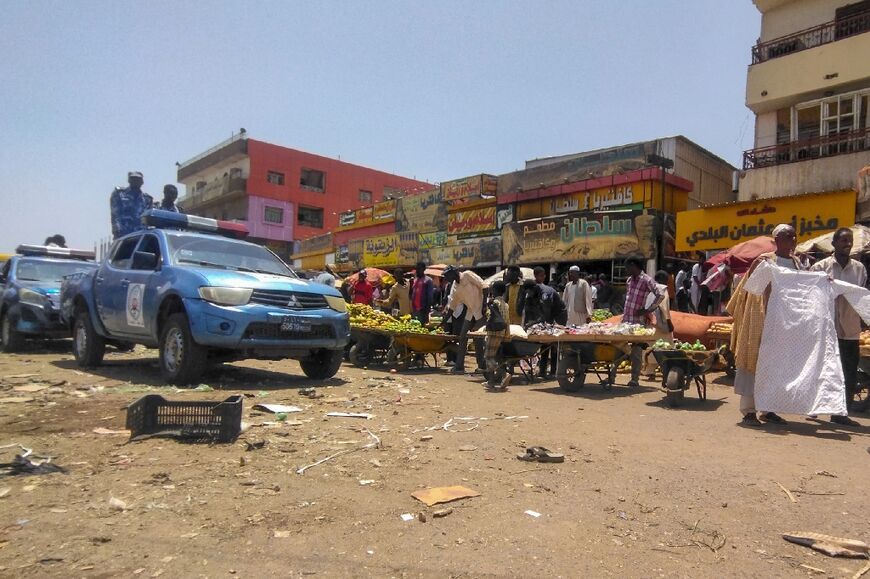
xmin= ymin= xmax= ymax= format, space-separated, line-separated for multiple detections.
xmin=125 ymin=395 xmax=243 ymax=443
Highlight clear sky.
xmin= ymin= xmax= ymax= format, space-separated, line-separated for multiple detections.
xmin=0 ymin=1 xmax=760 ymax=252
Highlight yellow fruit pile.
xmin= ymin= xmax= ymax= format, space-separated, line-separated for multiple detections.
xmin=347 ymin=304 xmax=444 ymax=335
xmin=860 ymin=330 xmax=870 ymax=347
xmin=708 ymin=322 xmax=733 ymax=335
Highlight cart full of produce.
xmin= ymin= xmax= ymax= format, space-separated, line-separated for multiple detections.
xmin=347 ymin=304 xmax=453 ymax=369
xmin=652 ymin=339 xmax=719 ymax=407
xmin=525 ymin=322 xmax=660 ymax=393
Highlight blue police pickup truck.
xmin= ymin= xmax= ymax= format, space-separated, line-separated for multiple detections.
xmin=61 ymin=210 xmax=350 ymax=384
xmin=0 ymin=245 xmax=98 ymax=352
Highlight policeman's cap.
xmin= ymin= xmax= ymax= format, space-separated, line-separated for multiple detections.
xmin=128 ymin=171 xmax=144 ymax=179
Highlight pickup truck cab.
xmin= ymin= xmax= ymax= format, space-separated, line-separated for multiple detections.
xmin=61 ymin=210 xmax=350 ymax=384
xmin=0 ymin=245 xmax=98 ymax=351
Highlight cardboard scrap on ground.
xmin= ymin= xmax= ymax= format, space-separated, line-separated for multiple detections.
xmin=93 ymin=427 xmax=131 ymax=436
xmin=411 ymin=485 xmax=480 ymax=507
xmin=12 ymin=384 xmax=49 ymax=393
xmin=783 ymin=532 xmax=869 ymax=558
xmin=253 ymin=404 xmax=303 ymax=414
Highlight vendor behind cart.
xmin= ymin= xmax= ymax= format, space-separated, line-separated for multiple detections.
xmin=623 ymin=257 xmax=664 ymax=388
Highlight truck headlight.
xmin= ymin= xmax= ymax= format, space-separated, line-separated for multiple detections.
xmin=19 ymin=288 xmax=49 ymax=308
xmin=198 ymin=287 xmax=253 ymax=306
xmin=324 ymin=295 xmax=347 ymax=313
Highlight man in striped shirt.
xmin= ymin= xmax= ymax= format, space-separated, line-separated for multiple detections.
xmin=623 ymin=257 xmax=664 ymax=388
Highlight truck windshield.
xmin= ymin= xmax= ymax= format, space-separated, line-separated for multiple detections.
xmin=166 ymin=234 xmax=296 ymax=277
xmin=16 ymin=259 xmax=98 ymax=283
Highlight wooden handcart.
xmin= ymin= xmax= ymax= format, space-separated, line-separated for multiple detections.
xmin=387 ymin=332 xmax=457 ymax=370
xmin=527 ymin=333 xmax=659 ymax=393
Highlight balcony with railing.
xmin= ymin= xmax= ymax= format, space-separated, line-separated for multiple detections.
xmin=181 ymin=176 xmax=247 ymax=210
xmin=743 ymin=127 xmax=870 ymax=169
xmin=751 ymin=9 xmax=870 ymax=64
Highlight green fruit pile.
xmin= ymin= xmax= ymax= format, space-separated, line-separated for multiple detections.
xmin=591 ymin=309 xmax=613 ymax=322
xmin=654 ymin=339 xmax=707 ymax=351
xmin=347 ymin=303 xmax=444 ymax=335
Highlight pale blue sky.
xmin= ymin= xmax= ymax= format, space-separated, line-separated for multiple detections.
xmin=0 ymin=1 xmax=760 ymax=252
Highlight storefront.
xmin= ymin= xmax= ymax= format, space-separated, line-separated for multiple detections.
xmin=290 ymin=232 xmax=333 ymax=271
xmin=675 ymin=189 xmax=857 ymax=253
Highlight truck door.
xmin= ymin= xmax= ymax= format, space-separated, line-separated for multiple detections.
xmin=119 ymin=233 xmax=163 ymax=338
xmin=95 ymin=235 xmax=141 ymax=334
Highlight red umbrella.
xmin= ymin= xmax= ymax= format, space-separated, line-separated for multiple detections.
xmin=705 ymin=236 xmax=776 ymax=275
xmin=344 ymin=268 xmax=392 ymax=286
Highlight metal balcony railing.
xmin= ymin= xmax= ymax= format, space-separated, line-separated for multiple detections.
xmin=743 ymin=127 xmax=870 ymax=169
xmin=181 ymin=177 xmax=247 ymax=209
xmin=751 ymin=10 xmax=870 ymax=64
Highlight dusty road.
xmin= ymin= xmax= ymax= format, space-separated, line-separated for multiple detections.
xmin=0 ymin=343 xmax=868 ymax=578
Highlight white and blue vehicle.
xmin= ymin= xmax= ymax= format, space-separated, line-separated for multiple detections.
xmin=0 ymin=245 xmax=98 ymax=352
xmin=61 ymin=210 xmax=350 ymax=384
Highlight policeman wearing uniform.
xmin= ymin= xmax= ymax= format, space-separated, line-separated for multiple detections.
xmin=110 ymin=171 xmax=154 ymax=239
xmin=157 ymin=184 xmax=183 ymax=213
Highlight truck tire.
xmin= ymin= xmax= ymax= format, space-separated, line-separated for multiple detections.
xmin=159 ymin=313 xmax=207 ymax=385
xmin=665 ymin=366 xmax=686 ymax=408
xmin=72 ymin=311 xmax=105 ymax=367
xmin=300 ymin=349 xmax=343 ymax=380
xmin=557 ymin=353 xmax=585 ymax=393
xmin=0 ymin=313 xmax=24 ymax=353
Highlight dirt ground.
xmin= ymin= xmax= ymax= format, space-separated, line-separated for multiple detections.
xmin=0 ymin=343 xmax=868 ymax=578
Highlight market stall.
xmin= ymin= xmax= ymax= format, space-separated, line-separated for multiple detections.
xmin=347 ymin=304 xmax=455 ymax=370
xmin=524 ymin=322 xmax=660 ymax=392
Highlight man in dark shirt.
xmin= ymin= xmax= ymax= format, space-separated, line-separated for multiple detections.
xmin=157 ymin=184 xmax=183 ymax=213
xmin=110 ymin=171 xmax=153 ymax=239
xmin=532 ymin=266 xmax=567 ymax=377
xmin=409 ymin=261 xmax=434 ymax=324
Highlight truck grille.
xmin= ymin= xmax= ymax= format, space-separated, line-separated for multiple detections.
xmin=243 ymin=322 xmax=335 ymax=340
xmin=249 ymin=289 xmax=328 ymax=310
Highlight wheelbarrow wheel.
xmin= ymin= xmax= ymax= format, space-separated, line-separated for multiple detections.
xmin=665 ymin=366 xmax=686 ymax=408
xmin=557 ymin=355 xmax=585 ymax=393
xmin=385 ymin=345 xmax=408 ymax=371
xmin=349 ymin=343 xmax=370 ymax=368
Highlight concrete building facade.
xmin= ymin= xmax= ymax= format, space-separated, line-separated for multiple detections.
xmin=741 ymin=0 xmax=870 ymax=215
xmin=176 ymin=132 xmax=432 ymax=258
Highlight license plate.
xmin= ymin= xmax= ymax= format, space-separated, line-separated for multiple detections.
xmin=280 ymin=316 xmax=310 ymax=333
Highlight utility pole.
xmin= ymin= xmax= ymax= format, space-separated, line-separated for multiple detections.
xmin=646 ymin=154 xmax=675 ymax=270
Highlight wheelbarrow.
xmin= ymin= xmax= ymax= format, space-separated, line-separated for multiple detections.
xmin=482 ymin=338 xmax=542 ymax=386
xmin=556 ymin=341 xmax=627 ymax=392
xmin=652 ymin=349 xmax=719 ymax=407
xmin=387 ymin=332 xmax=456 ymax=370
xmin=348 ymin=327 xmax=393 ymax=368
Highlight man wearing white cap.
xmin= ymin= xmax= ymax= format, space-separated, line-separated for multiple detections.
xmin=562 ymin=265 xmax=593 ymax=326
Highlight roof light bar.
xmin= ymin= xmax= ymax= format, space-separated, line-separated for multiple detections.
xmin=15 ymin=245 xmax=96 ymax=260
xmin=142 ymin=209 xmax=249 ymax=239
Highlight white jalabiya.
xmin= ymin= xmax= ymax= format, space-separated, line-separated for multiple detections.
xmin=744 ymin=260 xmax=870 ymax=416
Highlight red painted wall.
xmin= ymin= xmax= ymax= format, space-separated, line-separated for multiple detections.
xmin=246 ymin=140 xmax=430 ymax=240
xmin=332 ymin=221 xmax=396 ymax=247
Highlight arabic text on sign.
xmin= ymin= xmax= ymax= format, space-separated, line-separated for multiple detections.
xmin=684 ymin=215 xmax=840 ymax=247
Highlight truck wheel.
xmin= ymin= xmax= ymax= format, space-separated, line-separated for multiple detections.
xmin=665 ymin=366 xmax=686 ymax=408
xmin=557 ymin=354 xmax=585 ymax=393
xmin=72 ymin=311 xmax=105 ymax=367
xmin=300 ymin=349 xmax=343 ymax=380
xmin=159 ymin=313 xmax=207 ymax=385
xmin=0 ymin=314 xmax=24 ymax=353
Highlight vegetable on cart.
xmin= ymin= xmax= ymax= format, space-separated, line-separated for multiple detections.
xmin=652 ymin=347 xmax=719 ymax=407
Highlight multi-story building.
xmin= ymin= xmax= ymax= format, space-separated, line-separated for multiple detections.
xmin=176 ymin=132 xmax=432 ymax=258
xmin=741 ymin=0 xmax=870 ymax=218
xmin=520 ymin=135 xmax=738 ymax=209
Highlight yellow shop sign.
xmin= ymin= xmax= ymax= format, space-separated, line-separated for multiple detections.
xmin=676 ymin=190 xmax=856 ymax=252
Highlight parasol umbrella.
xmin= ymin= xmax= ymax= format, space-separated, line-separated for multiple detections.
xmin=344 ymin=267 xmax=394 ymax=286
xmin=705 ymin=236 xmax=776 ymax=275
xmin=795 ymin=224 xmax=870 ymax=258
xmin=425 ymin=264 xmax=447 ymax=277
xmin=482 ymin=267 xmax=536 ymax=287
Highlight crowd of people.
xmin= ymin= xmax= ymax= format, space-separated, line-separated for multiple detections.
xmin=342 ymin=257 xmax=674 ymax=392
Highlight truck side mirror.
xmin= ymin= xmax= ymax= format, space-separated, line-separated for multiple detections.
xmin=132 ymin=251 xmax=159 ymax=271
